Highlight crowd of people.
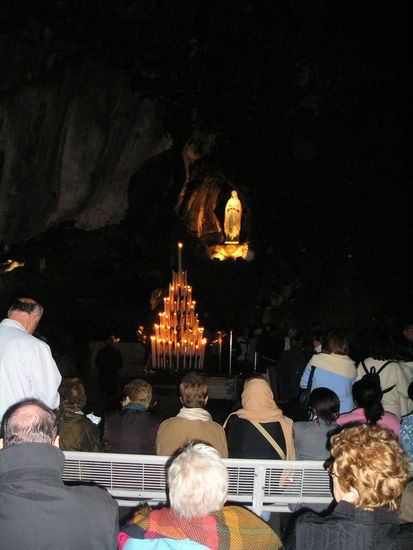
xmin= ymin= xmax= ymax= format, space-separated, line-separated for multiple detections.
xmin=1 ymin=298 xmax=413 ymax=549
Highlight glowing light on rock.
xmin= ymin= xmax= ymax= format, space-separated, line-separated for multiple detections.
xmin=2 ymin=259 xmax=25 ymax=273
xmin=208 ymin=242 xmax=249 ymax=261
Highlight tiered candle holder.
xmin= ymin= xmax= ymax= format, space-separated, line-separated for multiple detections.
xmin=150 ymin=243 xmax=207 ymax=369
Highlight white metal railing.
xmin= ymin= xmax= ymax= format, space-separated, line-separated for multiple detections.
xmin=63 ymin=452 xmax=336 ymax=514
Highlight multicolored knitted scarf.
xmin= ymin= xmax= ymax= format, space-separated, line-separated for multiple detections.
xmin=118 ymin=505 xmax=282 ymax=550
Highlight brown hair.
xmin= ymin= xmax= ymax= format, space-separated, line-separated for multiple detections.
xmin=123 ymin=378 xmax=152 ymax=409
xmin=59 ymin=377 xmax=87 ymax=412
xmin=331 ymin=424 xmax=409 ymax=511
xmin=179 ymin=372 xmax=208 ymax=408
xmin=323 ymin=329 xmax=348 ymax=355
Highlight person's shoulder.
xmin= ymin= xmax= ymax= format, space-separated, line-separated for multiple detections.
xmin=226 ymin=414 xmax=245 ymax=426
xmin=60 ymin=410 xmax=84 ymax=423
xmin=222 ymin=506 xmax=282 ymax=546
xmin=385 ymin=411 xmax=400 ymax=420
xmin=223 ymin=504 xmax=278 ymax=531
xmin=68 ymin=483 xmax=118 ymax=510
xmin=337 ymin=410 xmax=352 ymax=422
xmin=158 ymin=416 xmax=180 ymax=429
xmin=104 ymin=408 xmax=122 ymax=420
xmin=383 ymin=411 xmax=402 ymax=429
xmin=140 ymin=410 xmax=162 ymax=427
xmin=210 ymin=418 xmax=225 ymax=430
xmin=27 ymin=333 xmax=53 ymax=353
xmin=402 ymin=412 xmax=413 ymax=426
xmin=82 ymin=414 xmax=100 ymax=429
xmin=68 ymin=481 xmax=116 ymax=500
xmin=296 ymin=509 xmax=325 ymax=525
xmin=223 ymin=504 xmax=266 ymax=521
xmin=293 ymin=420 xmax=310 ymax=433
xmin=224 ymin=414 xmax=238 ymax=427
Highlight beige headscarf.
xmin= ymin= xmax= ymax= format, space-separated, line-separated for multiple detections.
xmin=224 ymin=378 xmax=295 ymax=460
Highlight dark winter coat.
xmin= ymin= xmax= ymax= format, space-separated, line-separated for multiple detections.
xmin=103 ymin=406 xmax=160 ymax=454
xmin=284 ymin=500 xmax=402 ymax=550
xmin=0 ymin=442 xmax=118 ymax=550
xmin=225 ymin=415 xmax=287 ymax=459
xmin=58 ymin=410 xmax=102 ymax=452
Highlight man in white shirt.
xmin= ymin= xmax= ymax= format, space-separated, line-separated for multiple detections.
xmin=0 ymin=298 xmax=61 ymax=421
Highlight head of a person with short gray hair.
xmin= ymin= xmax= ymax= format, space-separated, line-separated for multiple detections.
xmin=7 ymin=297 xmax=44 ymax=335
xmin=167 ymin=442 xmax=228 ymax=520
xmin=0 ymin=399 xmax=59 ymax=448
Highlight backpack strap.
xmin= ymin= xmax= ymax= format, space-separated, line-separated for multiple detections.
xmin=382 ymin=384 xmax=396 ymax=394
xmin=369 ymin=360 xmax=396 ymax=394
xmin=249 ymin=420 xmax=286 ymax=460
xmin=376 ymin=360 xmax=393 ymax=375
xmin=375 ymin=361 xmax=396 ymax=393
xmin=361 ymin=359 xmax=369 ymax=375
xmin=307 ymin=365 xmax=316 ymax=391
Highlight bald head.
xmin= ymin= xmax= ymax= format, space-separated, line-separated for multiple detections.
xmin=7 ymin=298 xmax=43 ymax=334
xmin=1 ymin=400 xmax=58 ymax=447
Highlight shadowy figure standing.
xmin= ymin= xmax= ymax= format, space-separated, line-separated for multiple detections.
xmin=95 ymin=337 xmax=123 ymax=398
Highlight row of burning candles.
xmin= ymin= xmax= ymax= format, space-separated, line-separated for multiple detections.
xmin=150 ymin=336 xmax=207 ymax=369
xmin=164 ymin=292 xmax=196 ymax=319
xmin=153 ymin=316 xmax=203 ymax=341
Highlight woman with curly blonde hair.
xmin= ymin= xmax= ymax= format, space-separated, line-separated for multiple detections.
xmin=284 ymin=424 xmax=410 ymax=550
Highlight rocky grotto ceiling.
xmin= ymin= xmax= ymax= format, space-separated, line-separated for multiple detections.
xmin=0 ymin=3 xmax=410 ymax=342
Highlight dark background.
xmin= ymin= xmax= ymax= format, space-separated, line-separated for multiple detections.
xmin=0 ymin=1 xmax=410 ymax=363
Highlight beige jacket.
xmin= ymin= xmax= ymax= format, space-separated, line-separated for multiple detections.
xmin=357 ymin=357 xmax=412 ymax=418
xmin=156 ymin=416 xmax=228 ymax=457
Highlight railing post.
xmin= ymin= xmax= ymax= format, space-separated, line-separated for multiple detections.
xmin=229 ymin=330 xmax=233 ymax=375
xmin=252 ymin=464 xmax=266 ymax=516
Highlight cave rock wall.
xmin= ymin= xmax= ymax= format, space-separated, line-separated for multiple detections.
xmin=0 ymin=59 xmax=172 ymax=244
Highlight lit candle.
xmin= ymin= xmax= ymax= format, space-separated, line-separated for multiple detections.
xmin=157 ymin=339 xmax=161 ymax=368
xmin=178 ymin=242 xmax=183 ymax=279
xmin=183 ymin=340 xmax=187 ymax=369
xmin=151 ymin=336 xmax=156 ymax=367
xmin=195 ymin=345 xmax=199 ymax=369
xmin=200 ymin=338 xmax=207 ymax=368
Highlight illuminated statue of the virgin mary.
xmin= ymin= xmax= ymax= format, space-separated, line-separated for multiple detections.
xmin=224 ymin=190 xmax=242 ymax=242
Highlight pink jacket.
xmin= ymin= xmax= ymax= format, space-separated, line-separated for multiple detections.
xmin=337 ymin=407 xmax=400 ymax=439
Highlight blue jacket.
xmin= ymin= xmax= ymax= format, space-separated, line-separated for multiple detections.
xmin=300 ymin=354 xmax=356 ymax=414
xmin=123 ymin=539 xmax=209 ymax=550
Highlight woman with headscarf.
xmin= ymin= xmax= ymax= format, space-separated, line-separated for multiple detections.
xmin=223 ymin=377 xmax=295 ymax=460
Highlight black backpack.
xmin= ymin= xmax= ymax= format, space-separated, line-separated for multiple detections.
xmin=361 ymin=360 xmax=396 ymax=395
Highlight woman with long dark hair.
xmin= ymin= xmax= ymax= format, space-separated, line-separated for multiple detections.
xmin=337 ymin=379 xmax=400 ymax=438
xmin=293 ymin=387 xmax=339 ymax=460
